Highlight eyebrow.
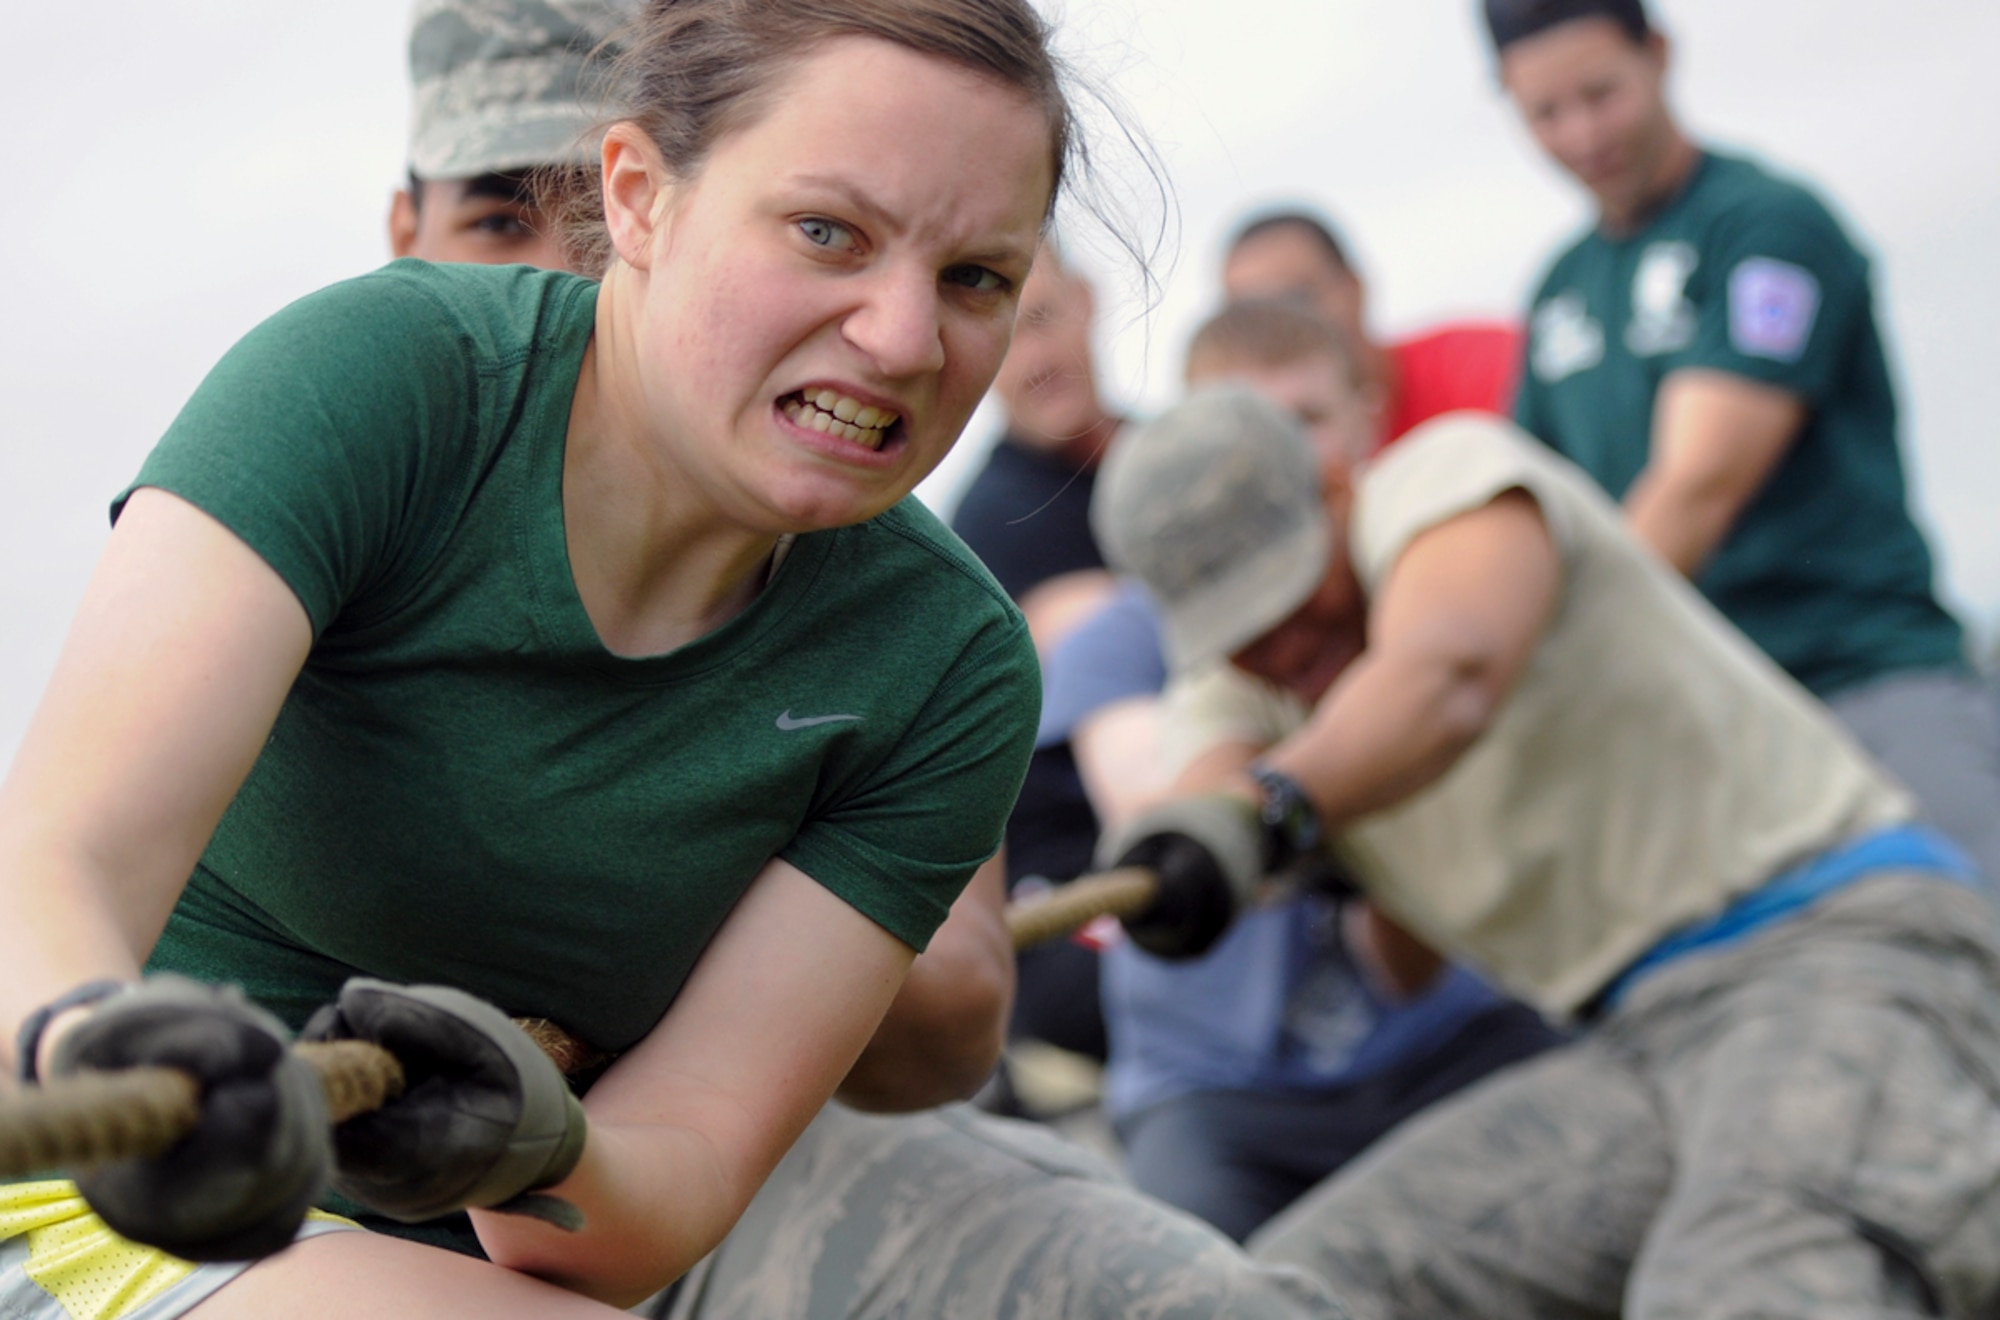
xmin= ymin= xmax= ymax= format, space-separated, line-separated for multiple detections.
xmin=785 ymin=172 xmax=1037 ymax=273
xmin=456 ymin=172 xmax=538 ymax=206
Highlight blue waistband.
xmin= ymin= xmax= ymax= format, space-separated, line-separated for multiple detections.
xmin=1595 ymin=824 xmax=1980 ymax=1013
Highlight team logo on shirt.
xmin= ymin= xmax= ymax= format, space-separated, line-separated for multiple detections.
xmin=1625 ymin=241 xmax=1699 ymax=356
xmin=1530 ymin=291 xmax=1604 ymax=383
xmin=1728 ymin=257 xmax=1820 ymax=362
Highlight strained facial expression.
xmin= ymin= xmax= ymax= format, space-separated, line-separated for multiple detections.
xmin=626 ymin=37 xmax=1056 ymax=532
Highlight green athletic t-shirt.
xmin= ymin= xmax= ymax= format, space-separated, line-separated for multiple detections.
xmin=120 ymin=260 xmax=1038 ymax=1057
xmin=1516 ymin=150 xmax=1963 ymax=698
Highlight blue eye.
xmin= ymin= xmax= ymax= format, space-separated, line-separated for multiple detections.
xmin=945 ymin=265 xmax=1009 ymax=294
xmin=799 ymin=217 xmax=854 ymax=250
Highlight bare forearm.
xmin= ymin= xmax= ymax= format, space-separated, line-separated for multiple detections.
xmin=1622 ymin=464 xmax=1743 ymax=576
xmin=480 ymin=864 xmax=912 ymax=1303
xmin=1072 ymin=697 xmax=1175 ymax=834
xmin=0 ymin=849 xmax=148 ymax=1079
xmin=1171 ymin=739 xmax=1262 ymax=795
xmin=0 ymin=683 xmax=204 ymax=1050
xmin=0 ymin=757 xmax=201 ymax=1074
xmin=1 ymin=490 xmax=315 ymax=1063
xmin=836 ymin=854 xmax=1012 ymax=1111
xmin=1266 ymin=494 xmax=1556 ymax=826
xmin=472 ymin=1106 xmax=749 ymax=1307
xmin=1628 ymin=368 xmax=1806 ymax=577
xmin=1264 ymin=647 xmax=1499 ymax=828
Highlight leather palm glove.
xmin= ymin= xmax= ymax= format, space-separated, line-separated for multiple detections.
xmin=1095 ymin=793 xmax=1266 ymax=958
xmin=300 ymin=979 xmax=587 ymax=1230
xmin=46 ymin=976 xmax=331 ymax=1262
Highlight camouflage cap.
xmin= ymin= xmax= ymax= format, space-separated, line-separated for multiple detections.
xmin=407 ymin=0 xmax=635 ymax=180
xmin=1091 ymin=386 xmax=1334 ymax=674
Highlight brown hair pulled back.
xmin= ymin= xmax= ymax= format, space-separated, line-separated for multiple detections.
xmin=545 ymin=0 xmax=1074 ymax=276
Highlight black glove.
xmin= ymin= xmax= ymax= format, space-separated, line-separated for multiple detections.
xmin=46 ymin=976 xmax=330 ymax=1262
xmin=1096 ymin=794 xmax=1266 ymax=959
xmin=300 ymin=980 xmax=587 ymax=1229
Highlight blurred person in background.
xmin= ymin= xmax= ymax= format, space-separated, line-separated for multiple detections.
xmin=1221 ymin=208 xmax=1521 ymax=450
xmin=1489 ymin=0 xmax=2000 ymax=883
xmin=950 ymin=245 xmax=1126 ymax=651
xmin=1044 ymin=300 xmax=1560 ymax=1243
xmin=951 ymin=246 xmax=1133 ymax=1088
xmin=1091 ymin=382 xmax=2000 ymax=1317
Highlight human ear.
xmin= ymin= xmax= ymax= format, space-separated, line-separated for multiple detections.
xmin=387 ymin=189 xmax=419 ymax=259
xmin=1645 ymin=29 xmax=1671 ymax=74
xmin=601 ymin=123 xmax=670 ymax=271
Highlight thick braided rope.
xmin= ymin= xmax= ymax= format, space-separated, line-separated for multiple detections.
xmin=1004 ymin=867 xmax=1159 ymax=951
xmin=0 ymin=1066 xmax=201 ymax=1177
xmin=302 ymin=1039 xmax=407 ymax=1123
xmin=0 ymin=1018 xmax=598 ymax=1179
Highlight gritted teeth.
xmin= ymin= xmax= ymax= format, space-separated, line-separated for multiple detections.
xmin=782 ymin=389 xmax=898 ymax=451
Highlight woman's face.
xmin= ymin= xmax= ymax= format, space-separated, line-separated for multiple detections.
xmin=616 ymin=37 xmax=1057 ymax=533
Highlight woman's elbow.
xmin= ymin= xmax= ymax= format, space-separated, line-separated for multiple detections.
xmin=836 ymin=944 xmax=1011 ymax=1111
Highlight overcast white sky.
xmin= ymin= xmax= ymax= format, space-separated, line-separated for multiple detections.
xmin=2 ymin=1 xmax=1997 ymax=762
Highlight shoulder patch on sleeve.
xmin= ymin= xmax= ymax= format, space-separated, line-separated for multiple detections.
xmin=1728 ymin=256 xmax=1821 ymax=362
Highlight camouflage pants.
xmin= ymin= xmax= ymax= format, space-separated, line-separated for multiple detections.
xmin=651 ymin=1101 xmax=1348 ymax=1319
xmin=1248 ymin=872 xmax=2000 ymax=1319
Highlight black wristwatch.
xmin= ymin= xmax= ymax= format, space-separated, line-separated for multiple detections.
xmin=1249 ymin=762 xmax=1323 ymax=872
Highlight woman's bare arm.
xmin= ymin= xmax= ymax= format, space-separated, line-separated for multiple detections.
xmin=473 ymin=858 xmax=915 ymax=1304
xmin=0 ymin=488 xmax=312 ymax=1071
xmin=835 ymin=850 xmax=1012 ymax=1112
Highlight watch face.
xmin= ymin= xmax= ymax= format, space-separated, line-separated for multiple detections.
xmin=1253 ymin=766 xmax=1320 ymax=868
xmin=1260 ymin=790 xmax=1289 ymax=826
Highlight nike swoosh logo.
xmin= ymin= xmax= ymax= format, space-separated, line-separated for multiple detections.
xmin=776 ymin=710 xmax=864 ymax=731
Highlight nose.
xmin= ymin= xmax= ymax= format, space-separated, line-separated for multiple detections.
xmin=844 ymin=267 xmax=946 ymax=379
xmin=1551 ymin=100 xmax=1612 ymax=171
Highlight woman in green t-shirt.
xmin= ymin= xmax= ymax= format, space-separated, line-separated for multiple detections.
xmin=0 ymin=1 xmax=1076 ymax=1314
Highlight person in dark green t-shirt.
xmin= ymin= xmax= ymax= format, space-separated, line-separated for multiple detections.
xmin=1489 ymin=0 xmax=2000 ymax=885
xmin=362 ymin=10 xmax=1354 ymax=1320
xmin=0 ymin=3 xmax=1123 ymax=1316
